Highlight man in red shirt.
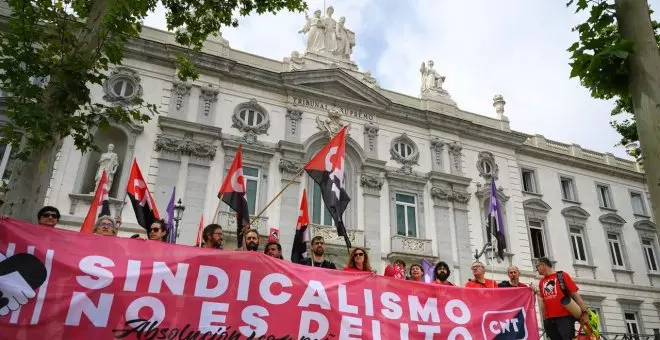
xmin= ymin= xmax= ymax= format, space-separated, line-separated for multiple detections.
xmin=465 ymin=260 xmax=498 ymax=288
xmin=536 ymin=257 xmax=589 ymax=340
xmin=499 ymin=265 xmax=528 ymax=288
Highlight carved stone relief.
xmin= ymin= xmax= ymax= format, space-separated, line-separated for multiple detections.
xmin=430 ymin=187 xmax=471 ymax=205
xmin=154 ymin=135 xmax=217 ymax=160
xmin=430 ymin=138 xmax=445 ymax=172
xmin=448 ymin=141 xmax=463 ymax=175
xmin=278 ymin=159 xmax=303 ymax=178
xmin=363 ymin=122 xmax=379 ymax=157
xmin=199 ymin=86 xmax=219 ymax=116
xmin=360 ymin=173 xmax=383 ymax=194
xmin=316 ymin=107 xmax=350 ymax=137
xmin=285 ymin=108 xmax=303 ymax=141
xmin=170 ymin=82 xmax=192 ymax=116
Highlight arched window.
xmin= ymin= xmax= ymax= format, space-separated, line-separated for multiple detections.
xmin=102 ymin=67 xmax=142 ymax=105
xmin=393 ymin=141 xmax=413 ymax=159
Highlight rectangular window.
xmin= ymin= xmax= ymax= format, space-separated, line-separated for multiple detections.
xmin=528 ymin=220 xmax=546 ymax=259
xmin=243 ymin=167 xmax=259 ymax=216
xmin=312 ymin=182 xmax=334 ymax=226
xmin=395 ymin=193 xmax=417 ymax=238
xmin=521 ymin=169 xmax=538 ymax=193
xmin=642 ymin=238 xmax=659 ymax=272
xmin=624 ymin=312 xmax=640 ymax=335
xmin=607 ymin=233 xmax=625 ymax=267
xmin=560 ymin=177 xmax=577 ymax=201
xmin=597 ymin=185 xmax=614 ymax=209
xmin=570 ymin=227 xmax=587 ymax=262
xmin=630 ymin=192 xmax=647 ymax=216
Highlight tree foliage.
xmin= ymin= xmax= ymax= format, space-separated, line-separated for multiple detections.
xmin=566 ymin=0 xmax=660 ymax=158
xmin=0 ymin=0 xmax=307 ymax=158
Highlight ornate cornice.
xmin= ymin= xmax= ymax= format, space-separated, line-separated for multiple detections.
xmin=154 ymin=135 xmax=217 ymax=160
xmin=158 ymin=116 xmax=222 ymax=140
xmin=474 ymin=182 xmax=509 ymax=202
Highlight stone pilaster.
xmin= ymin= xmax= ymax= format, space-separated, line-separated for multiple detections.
xmin=453 ymin=195 xmax=472 ymax=284
xmin=285 ymin=108 xmax=303 ymax=142
xmin=430 ymin=187 xmax=452 ymax=264
xmin=448 ymin=141 xmax=463 ymax=176
xmin=363 ymin=122 xmax=379 ymax=159
xmin=362 ymin=158 xmax=386 ymax=269
xmin=277 ymin=141 xmax=305 ymax=259
xmin=430 ymin=138 xmax=445 ymax=172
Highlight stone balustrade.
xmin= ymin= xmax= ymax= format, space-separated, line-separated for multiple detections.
xmin=217 ymin=211 xmax=269 ymax=238
xmin=390 ymin=235 xmax=434 ymax=257
xmin=309 ymin=224 xmax=365 ymax=249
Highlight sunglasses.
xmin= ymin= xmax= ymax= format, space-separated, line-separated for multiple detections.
xmin=99 ymin=222 xmax=114 ymax=228
xmin=354 ymin=252 xmax=365 ymax=257
xmin=42 ymin=213 xmax=59 ymax=219
xmin=151 ymin=228 xmax=164 ymax=233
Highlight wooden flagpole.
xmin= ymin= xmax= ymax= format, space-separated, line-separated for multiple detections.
xmin=246 ymin=167 xmax=306 ymax=228
xmin=212 ymin=194 xmax=224 ymax=224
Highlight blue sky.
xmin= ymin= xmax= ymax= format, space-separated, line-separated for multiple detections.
xmin=144 ymin=0 xmax=660 ymax=158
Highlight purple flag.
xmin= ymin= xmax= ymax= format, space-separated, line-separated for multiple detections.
xmin=165 ymin=187 xmax=176 ymax=243
xmin=488 ymin=179 xmax=506 ymax=260
xmin=422 ymin=259 xmax=434 ymax=283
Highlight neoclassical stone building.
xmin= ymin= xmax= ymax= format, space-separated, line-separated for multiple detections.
xmin=12 ymin=7 xmax=660 ymax=336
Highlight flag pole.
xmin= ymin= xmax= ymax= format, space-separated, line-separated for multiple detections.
xmin=212 ymin=194 xmax=224 ymax=224
xmin=246 ymin=166 xmax=306 ymax=228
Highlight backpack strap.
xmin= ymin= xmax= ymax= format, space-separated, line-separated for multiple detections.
xmin=556 ymin=271 xmax=570 ymax=297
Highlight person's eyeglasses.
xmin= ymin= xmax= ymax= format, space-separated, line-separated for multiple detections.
xmin=354 ymin=252 xmax=365 ymax=257
xmin=151 ymin=228 xmax=163 ymax=232
xmin=99 ymin=223 xmax=114 ymax=228
xmin=42 ymin=213 xmax=58 ymax=219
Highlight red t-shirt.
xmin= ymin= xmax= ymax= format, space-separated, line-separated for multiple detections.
xmin=465 ymin=279 xmax=498 ymax=288
xmin=538 ymin=272 xmax=578 ymax=319
xmin=434 ymin=280 xmax=454 ymax=286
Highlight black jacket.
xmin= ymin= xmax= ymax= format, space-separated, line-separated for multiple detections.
xmin=299 ymin=257 xmax=337 ymax=269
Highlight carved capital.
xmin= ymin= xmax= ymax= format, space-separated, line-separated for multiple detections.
xmin=286 ymin=108 xmax=303 ymax=121
xmin=363 ymin=122 xmax=379 ymax=137
xmin=360 ymin=174 xmax=384 ymax=192
xmin=154 ymin=135 xmax=217 ymax=160
xmin=278 ymin=159 xmax=303 ymax=178
xmin=430 ymin=187 xmax=452 ymax=202
xmin=430 ymin=138 xmax=445 ymax=152
xmin=448 ymin=141 xmax=462 ymax=155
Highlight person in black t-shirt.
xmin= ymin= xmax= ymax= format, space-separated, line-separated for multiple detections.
xmin=498 ymin=265 xmax=529 ymax=288
xmin=299 ymin=236 xmax=336 ymax=269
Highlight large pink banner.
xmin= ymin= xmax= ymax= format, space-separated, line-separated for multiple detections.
xmin=0 ymin=218 xmax=538 ymax=339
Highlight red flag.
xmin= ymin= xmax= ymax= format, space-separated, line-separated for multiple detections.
xmin=80 ymin=170 xmax=108 ymax=233
xmin=195 ymin=215 xmax=204 ymax=247
xmin=218 ymin=145 xmax=250 ymax=248
xmin=304 ymin=126 xmax=351 ymax=249
xmin=268 ymin=228 xmax=280 ymax=243
xmin=126 ymin=159 xmax=160 ymax=231
xmin=290 ymin=189 xmax=310 ymax=263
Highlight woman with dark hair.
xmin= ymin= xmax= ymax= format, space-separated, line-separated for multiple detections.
xmin=344 ymin=248 xmax=372 ymax=272
xmin=148 ymin=219 xmax=169 ymax=242
xmin=433 ymin=261 xmax=454 ymax=286
xmin=408 ymin=264 xmax=425 ymax=282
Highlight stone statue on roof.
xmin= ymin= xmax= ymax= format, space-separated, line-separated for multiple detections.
xmin=299 ymin=10 xmax=325 ymax=53
xmin=420 ymin=60 xmax=446 ymax=94
xmin=299 ymin=7 xmax=355 ymax=60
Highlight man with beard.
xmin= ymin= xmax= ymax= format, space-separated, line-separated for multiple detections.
xmin=499 ymin=265 xmax=528 ymax=288
xmin=433 ymin=261 xmax=453 ymax=286
xmin=202 ymin=224 xmax=223 ymax=249
xmin=264 ymin=242 xmax=283 ymax=259
xmin=243 ymin=229 xmax=260 ymax=251
xmin=299 ymin=236 xmax=336 ymax=269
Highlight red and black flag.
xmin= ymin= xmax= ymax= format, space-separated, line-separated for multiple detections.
xmin=218 ymin=145 xmax=250 ymax=248
xmin=126 ymin=159 xmax=160 ymax=231
xmin=80 ymin=170 xmax=110 ymax=233
xmin=304 ymin=126 xmax=352 ymax=249
xmin=290 ymin=189 xmax=310 ymax=263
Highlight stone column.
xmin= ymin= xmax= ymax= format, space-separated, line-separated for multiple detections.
xmin=277 ymin=141 xmax=305 ymax=260
xmin=452 ymin=191 xmax=472 ymax=284
xmin=430 ymin=187 xmax=453 ymax=263
xmin=430 ymin=138 xmax=445 ymax=172
xmin=285 ymin=108 xmax=303 ymax=142
xmin=361 ymin=172 xmax=384 ymax=269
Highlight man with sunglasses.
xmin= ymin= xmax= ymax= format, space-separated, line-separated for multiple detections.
xmin=37 ymin=206 xmax=60 ymax=227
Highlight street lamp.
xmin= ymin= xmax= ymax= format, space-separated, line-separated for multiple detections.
xmin=173 ymin=198 xmax=185 ymax=241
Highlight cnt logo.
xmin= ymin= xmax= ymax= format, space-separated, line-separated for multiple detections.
xmin=481 ymin=307 xmax=528 ymax=340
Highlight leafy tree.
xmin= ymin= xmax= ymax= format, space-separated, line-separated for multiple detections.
xmin=567 ymin=0 xmax=660 ymax=224
xmin=0 ymin=0 xmax=306 ymax=221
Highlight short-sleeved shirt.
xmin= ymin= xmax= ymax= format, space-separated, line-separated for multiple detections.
xmin=465 ymin=278 xmax=498 ymax=288
xmin=499 ymin=281 xmax=529 ymax=288
xmin=538 ymin=271 xmax=578 ymax=319
xmin=434 ymin=280 xmax=454 ymax=286
xmin=299 ymin=257 xmax=337 ymax=269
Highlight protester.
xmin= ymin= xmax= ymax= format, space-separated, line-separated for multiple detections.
xmin=433 ymin=261 xmax=454 ymax=286
xmin=499 ymin=265 xmax=528 ymax=288
xmin=536 ymin=257 xmax=589 ymax=340
xmin=243 ymin=229 xmax=260 ymax=251
xmin=344 ymin=247 xmax=372 ymax=272
xmin=37 ymin=206 xmax=60 ymax=227
xmin=299 ymin=236 xmax=336 ymax=269
xmin=148 ymin=219 xmax=168 ymax=242
xmin=384 ymin=259 xmax=406 ymax=279
xmin=93 ymin=216 xmax=118 ymax=236
xmin=130 ymin=234 xmax=141 ymax=239
xmin=201 ymin=224 xmax=223 ymax=249
xmin=264 ymin=241 xmax=283 ymax=259
xmin=465 ymin=260 xmax=498 ymax=288
xmin=408 ymin=264 xmax=424 ymax=282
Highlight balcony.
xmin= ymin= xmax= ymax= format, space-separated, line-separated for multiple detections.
xmin=216 ymin=211 xmax=269 ymax=239
xmin=308 ymin=224 xmax=364 ymax=249
xmin=389 ymin=235 xmax=434 ymax=258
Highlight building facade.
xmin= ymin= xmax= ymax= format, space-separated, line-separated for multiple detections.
xmin=32 ymin=9 xmax=660 ymax=336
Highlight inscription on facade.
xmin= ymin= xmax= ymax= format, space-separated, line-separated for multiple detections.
xmin=292 ymin=97 xmax=375 ymax=121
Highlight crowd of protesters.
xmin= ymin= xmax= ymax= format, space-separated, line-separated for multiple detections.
xmin=34 ymin=205 xmax=592 ymax=340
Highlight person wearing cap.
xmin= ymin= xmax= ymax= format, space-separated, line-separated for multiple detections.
xmin=93 ymin=216 xmax=118 ymax=236
xmin=264 ymin=241 xmax=283 ymax=259
xmin=37 ymin=206 xmax=60 ymax=227
xmin=465 ymin=260 xmax=498 ymax=288
xmin=536 ymin=257 xmax=589 ymax=340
